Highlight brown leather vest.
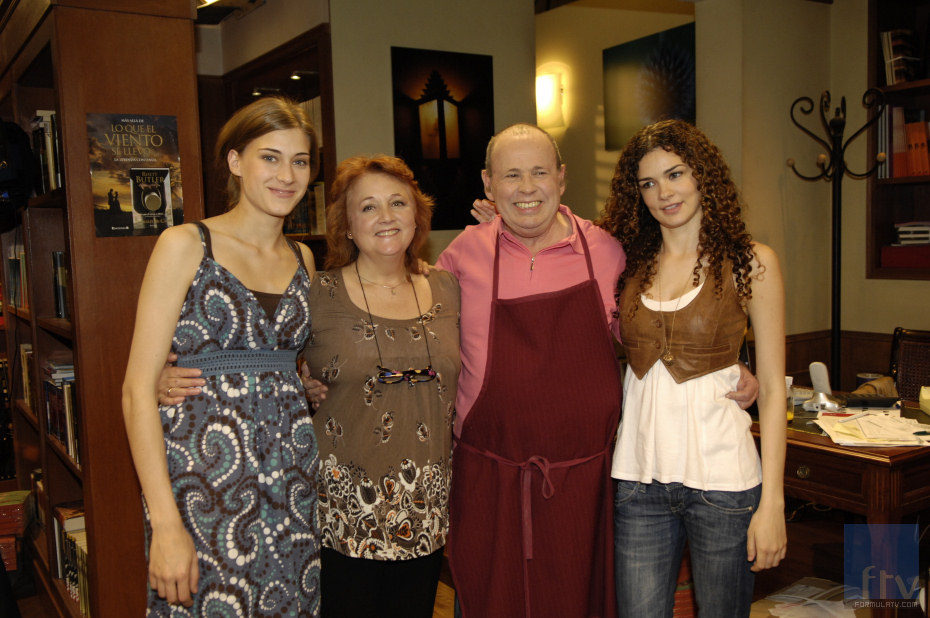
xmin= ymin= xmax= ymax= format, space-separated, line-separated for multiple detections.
xmin=619 ymin=266 xmax=747 ymax=384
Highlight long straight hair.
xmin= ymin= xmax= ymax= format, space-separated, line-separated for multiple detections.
xmin=215 ymin=96 xmax=320 ymax=209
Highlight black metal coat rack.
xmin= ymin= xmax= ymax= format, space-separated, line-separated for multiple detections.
xmin=787 ymin=89 xmax=885 ymax=387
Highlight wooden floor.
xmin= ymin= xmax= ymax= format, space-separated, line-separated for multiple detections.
xmin=12 ymin=503 xmax=919 ymax=617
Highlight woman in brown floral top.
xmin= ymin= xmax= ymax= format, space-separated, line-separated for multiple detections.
xmin=304 ymin=155 xmax=460 ymax=617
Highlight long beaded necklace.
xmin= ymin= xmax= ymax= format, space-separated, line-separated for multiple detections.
xmin=354 ymin=262 xmax=435 ymax=377
xmin=656 ymin=262 xmax=695 ymax=367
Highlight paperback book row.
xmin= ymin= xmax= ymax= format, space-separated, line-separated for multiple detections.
xmin=881 ymin=28 xmax=924 ymax=87
xmin=20 ymin=345 xmax=80 ymax=465
xmin=876 ymin=107 xmax=930 ymax=179
xmin=5 ymin=249 xmax=70 ymax=318
xmin=54 ymin=501 xmax=89 ymax=616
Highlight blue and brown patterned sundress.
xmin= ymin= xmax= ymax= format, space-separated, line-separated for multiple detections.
xmin=146 ymin=222 xmax=320 ymax=617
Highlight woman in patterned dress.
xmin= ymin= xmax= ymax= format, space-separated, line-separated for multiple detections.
xmin=122 ymin=97 xmax=321 ymax=615
xmin=305 ymin=155 xmax=460 ymax=617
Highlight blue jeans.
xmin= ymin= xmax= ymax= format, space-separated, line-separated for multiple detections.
xmin=613 ymin=480 xmax=761 ymax=617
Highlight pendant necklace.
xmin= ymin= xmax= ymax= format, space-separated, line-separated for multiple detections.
xmin=357 ymin=271 xmax=408 ymax=295
xmin=656 ymin=263 xmax=694 ymax=367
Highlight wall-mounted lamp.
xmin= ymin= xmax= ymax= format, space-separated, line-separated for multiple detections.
xmin=290 ymin=70 xmax=318 ymax=81
xmin=536 ymin=73 xmax=565 ymax=129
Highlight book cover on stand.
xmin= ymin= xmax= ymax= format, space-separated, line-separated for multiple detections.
xmin=129 ymin=168 xmax=174 ymax=232
xmin=87 ymin=113 xmax=183 ymax=237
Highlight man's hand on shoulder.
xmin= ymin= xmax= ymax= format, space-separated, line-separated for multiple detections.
xmin=727 ymin=364 xmax=760 ymax=410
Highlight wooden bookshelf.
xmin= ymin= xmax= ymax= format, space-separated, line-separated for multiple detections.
xmin=0 ymin=1 xmax=204 ymax=615
xmin=867 ymin=0 xmax=930 ymax=279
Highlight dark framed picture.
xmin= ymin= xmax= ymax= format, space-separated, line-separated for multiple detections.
xmin=603 ymin=23 xmax=695 ymax=151
xmin=391 ymin=46 xmax=494 ymax=230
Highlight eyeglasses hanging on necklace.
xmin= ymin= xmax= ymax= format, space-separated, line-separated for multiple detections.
xmin=355 ymin=262 xmax=437 ymax=384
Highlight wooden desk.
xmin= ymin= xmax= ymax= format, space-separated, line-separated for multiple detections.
xmin=751 ymin=406 xmax=930 ymax=524
xmin=752 ymin=407 xmax=930 ymax=616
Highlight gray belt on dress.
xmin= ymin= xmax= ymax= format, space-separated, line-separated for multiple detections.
xmin=176 ymin=349 xmax=299 ymax=376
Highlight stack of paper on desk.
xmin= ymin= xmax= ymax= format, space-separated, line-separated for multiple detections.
xmin=814 ymin=411 xmax=930 ymax=446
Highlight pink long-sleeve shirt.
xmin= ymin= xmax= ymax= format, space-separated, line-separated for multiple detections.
xmin=436 ymin=205 xmax=626 ymax=436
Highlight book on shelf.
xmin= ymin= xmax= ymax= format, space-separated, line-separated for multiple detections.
xmin=66 ymin=528 xmax=88 ymax=610
xmin=33 ymin=110 xmax=61 ymax=191
xmin=881 ymin=29 xmax=922 ymax=86
xmin=51 ymin=501 xmax=84 ymax=580
xmin=43 ymin=351 xmax=73 ymax=376
xmin=0 ymin=535 xmax=18 ymax=571
xmin=0 ymin=490 xmax=32 ymax=536
xmin=17 ymin=250 xmax=27 ymax=310
xmin=19 ymin=343 xmax=32 ymax=408
xmin=895 ymin=220 xmax=930 ymax=230
xmin=74 ymin=529 xmax=88 ymax=616
xmin=52 ymin=250 xmax=68 ymax=320
xmin=905 ymin=119 xmax=930 ymax=176
xmin=30 ymin=122 xmax=50 ymax=194
xmin=44 ymin=377 xmax=78 ymax=463
xmin=877 ymin=106 xmax=889 ymax=179
xmin=892 ymin=107 xmax=909 ymax=177
xmin=30 ymin=469 xmax=44 ymax=529
xmin=894 ymin=220 xmax=930 ymax=245
xmin=62 ymin=380 xmax=79 ymax=466
xmin=882 ymin=243 xmax=930 ymax=268
xmin=44 ymin=379 xmax=63 ymax=447
xmin=6 ymin=257 xmax=19 ymax=308
xmin=49 ymin=111 xmax=63 ymax=190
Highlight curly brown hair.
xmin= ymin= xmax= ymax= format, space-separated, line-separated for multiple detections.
xmin=325 ymin=155 xmax=434 ymax=272
xmin=597 ymin=119 xmax=755 ymax=314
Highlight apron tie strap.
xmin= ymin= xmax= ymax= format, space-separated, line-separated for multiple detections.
xmin=455 ymin=441 xmax=608 ymax=561
xmin=455 ymin=441 xmax=610 ymax=617
xmin=521 ymin=456 xmax=554 ymax=560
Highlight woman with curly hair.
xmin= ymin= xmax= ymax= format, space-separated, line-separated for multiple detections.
xmin=600 ymin=119 xmax=786 ymax=616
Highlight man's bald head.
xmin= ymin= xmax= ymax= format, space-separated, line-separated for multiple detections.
xmin=484 ymin=123 xmax=563 ymax=176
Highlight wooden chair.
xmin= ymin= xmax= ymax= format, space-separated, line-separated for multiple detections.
xmin=890 ymin=327 xmax=930 ymax=402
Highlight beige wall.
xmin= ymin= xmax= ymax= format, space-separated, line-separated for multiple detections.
xmin=193 ymin=0 xmax=930 ymax=333
xmin=194 ymin=0 xmax=330 ymax=75
xmin=730 ymin=0 xmax=833 ymax=336
xmin=537 ymin=0 xmax=930 ymax=336
xmin=196 ymin=0 xmax=534 ymax=261
xmin=328 ymin=0 xmax=536 ymax=260
xmin=535 ymin=6 xmax=694 ymax=221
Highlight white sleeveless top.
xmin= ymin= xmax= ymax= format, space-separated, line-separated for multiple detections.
xmin=610 ymin=282 xmax=762 ymax=491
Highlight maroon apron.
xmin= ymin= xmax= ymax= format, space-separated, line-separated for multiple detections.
xmin=448 ymin=227 xmax=622 ymax=618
